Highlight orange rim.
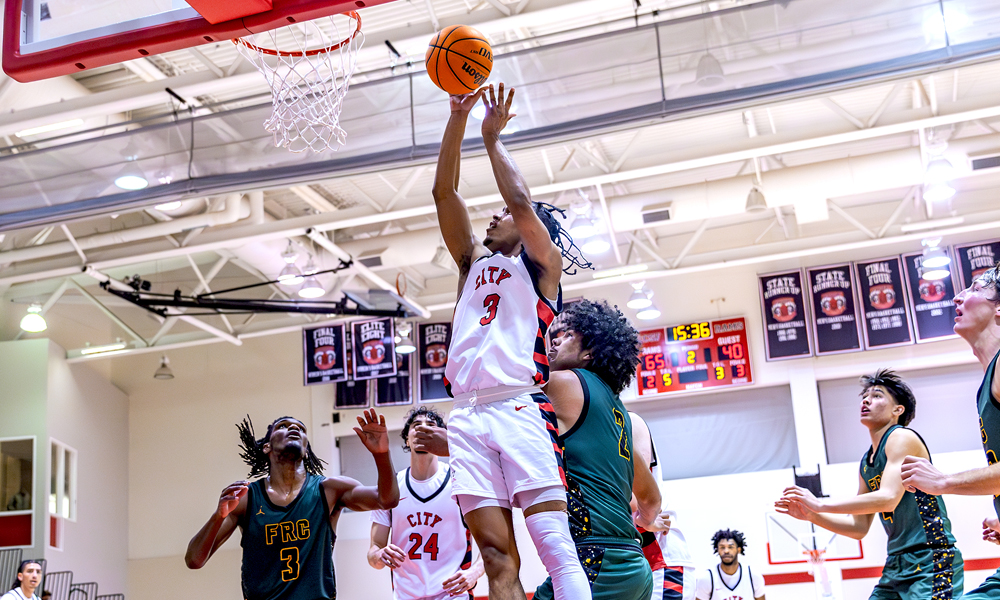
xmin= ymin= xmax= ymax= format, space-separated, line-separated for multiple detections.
xmin=232 ymin=11 xmax=362 ymax=57
xmin=395 ymin=272 xmax=407 ymax=297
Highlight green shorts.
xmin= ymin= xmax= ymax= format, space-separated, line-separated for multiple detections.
xmin=963 ymin=569 xmax=1000 ymax=599
xmin=534 ymin=537 xmax=652 ymax=600
xmin=869 ymin=546 xmax=963 ymax=600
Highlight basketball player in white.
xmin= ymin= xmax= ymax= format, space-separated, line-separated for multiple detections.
xmin=695 ymin=530 xmax=765 ymax=600
xmin=431 ymin=82 xmax=590 ymax=600
xmin=368 ymin=407 xmax=484 ymax=599
xmin=629 ymin=413 xmax=697 ymax=600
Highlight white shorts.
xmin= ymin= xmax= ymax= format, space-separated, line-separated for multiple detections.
xmin=447 ymin=389 xmax=565 ymax=507
xmin=651 ymin=565 xmax=697 ymax=600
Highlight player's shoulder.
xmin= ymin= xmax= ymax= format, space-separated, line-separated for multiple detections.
xmin=884 ymin=426 xmax=927 ymax=456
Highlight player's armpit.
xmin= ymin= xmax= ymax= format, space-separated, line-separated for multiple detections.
xmin=541 ymin=370 xmax=584 ymax=432
xmin=325 ymin=473 xmax=398 ymax=512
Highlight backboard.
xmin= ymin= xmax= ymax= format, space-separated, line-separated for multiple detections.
xmin=765 ymin=512 xmax=864 ymax=565
xmin=2 ymin=0 xmax=390 ymax=82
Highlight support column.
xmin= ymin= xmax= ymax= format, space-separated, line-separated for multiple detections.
xmin=787 ymin=362 xmax=828 ymax=468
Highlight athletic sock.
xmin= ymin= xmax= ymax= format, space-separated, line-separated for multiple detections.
xmin=524 ymin=510 xmax=592 ymax=600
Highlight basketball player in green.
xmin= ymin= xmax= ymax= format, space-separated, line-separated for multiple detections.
xmin=777 ymin=369 xmax=962 ymax=600
xmin=901 ymin=261 xmax=1000 ymax=599
xmin=535 ymin=299 xmax=662 ymax=600
xmin=185 ymin=409 xmax=399 ymax=600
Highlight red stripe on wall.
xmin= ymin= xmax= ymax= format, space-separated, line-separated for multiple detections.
xmin=967 ymin=557 xmax=1000 ymax=571
xmin=759 ymin=556 xmax=1000 ymax=587
xmin=764 ymin=572 xmax=815 ymax=585
xmin=842 ymin=566 xmax=885 ymax=580
xmin=0 ymin=514 xmax=32 ymax=547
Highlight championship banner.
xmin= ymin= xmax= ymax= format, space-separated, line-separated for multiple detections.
xmin=303 ymin=324 xmax=348 ymax=386
xmin=806 ymin=264 xmax=862 ymax=355
xmin=902 ymin=250 xmax=959 ymax=343
xmin=758 ymin=270 xmax=812 ymax=361
xmin=376 ymin=353 xmax=413 ymax=407
xmin=855 ymin=257 xmax=914 ymax=349
xmin=336 ymin=332 xmax=370 ymax=409
xmin=418 ymin=323 xmax=451 ymax=402
xmin=954 ymin=239 xmax=1000 ymax=289
xmin=351 ymin=318 xmax=398 ymax=381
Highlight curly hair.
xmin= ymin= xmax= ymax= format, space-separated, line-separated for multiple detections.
xmin=711 ymin=529 xmax=747 ymax=554
xmin=860 ymin=368 xmax=916 ymax=427
xmin=237 ymin=415 xmax=327 ymax=478
xmin=401 ymin=406 xmax=446 ymax=452
xmin=976 ymin=260 xmax=1000 ymax=304
xmin=557 ymin=299 xmax=640 ymax=394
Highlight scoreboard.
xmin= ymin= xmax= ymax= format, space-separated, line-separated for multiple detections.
xmin=637 ymin=317 xmax=753 ymax=396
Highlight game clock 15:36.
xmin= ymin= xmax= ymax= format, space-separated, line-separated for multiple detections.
xmin=667 ymin=321 xmax=711 ymax=342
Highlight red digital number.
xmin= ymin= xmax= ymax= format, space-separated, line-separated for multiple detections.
xmin=480 ymin=293 xmax=501 ymax=326
xmin=644 ymin=375 xmax=655 ymax=389
xmin=720 ymin=344 xmax=744 ymax=360
xmin=642 ymin=353 xmax=667 ymax=371
xmin=731 ymin=364 xmax=747 ymax=378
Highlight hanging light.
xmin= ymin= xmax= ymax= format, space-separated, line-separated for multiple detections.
xmin=298 ymin=259 xmax=325 ymax=298
xmin=395 ymin=322 xmax=416 ymax=354
xmin=921 ymin=238 xmax=951 ymax=280
xmin=582 ymin=237 xmax=611 ymax=254
xmin=113 ymin=161 xmax=148 ymax=190
xmin=923 ymin=182 xmax=956 ymax=203
xmin=278 ymin=241 xmax=303 ymax=286
xmin=745 ymin=186 xmax=768 ymax=212
xmin=626 ymin=282 xmax=653 ymax=309
xmin=636 ymin=304 xmax=662 ymax=321
xmin=924 ymin=157 xmax=955 ymax=184
xmin=695 ymin=53 xmax=724 ymax=87
xmin=153 ymin=355 xmax=174 ymax=380
xmin=569 ymin=214 xmax=597 ymax=238
xmin=20 ymin=304 xmax=47 ymax=333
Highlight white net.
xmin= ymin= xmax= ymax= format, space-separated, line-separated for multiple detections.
xmin=234 ymin=12 xmax=364 ymax=153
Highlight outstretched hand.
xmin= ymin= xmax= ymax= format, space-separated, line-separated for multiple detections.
xmin=411 ymin=424 xmax=450 ymax=457
xmin=481 ymin=83 xmax=516 ymax=138
xmin=775 ymin=485 xmax=824 ymax=519
xmin=354 ymin=408 xmax=390 ymax=455
xmin=217 ymin=480 xmax=249 ymax=519
xmin=985 ymin=518 xmax=1000 ymax=545
xmin=450 ymin=88 xmax=486 ymax=115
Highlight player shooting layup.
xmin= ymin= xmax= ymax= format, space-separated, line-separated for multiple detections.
xmin=432 ymin=83 xmax=591 ymax=600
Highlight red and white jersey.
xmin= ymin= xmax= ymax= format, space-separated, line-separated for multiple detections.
xmin=698 ymin=564 xmax=765 ymax=600
xmin=646 ymin=441 xmax=695 ymax=569
xmin=372 ymin=465 xmax=472 ymax=600
xmin=444 ymin=251 xmax=560 ymax=396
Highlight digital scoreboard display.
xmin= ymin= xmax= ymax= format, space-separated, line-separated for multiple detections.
xmin=637 ymin=317 xmax=753 ymax=396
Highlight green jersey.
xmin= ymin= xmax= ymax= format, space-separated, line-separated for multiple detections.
xmin=978 ymin=349 xmax=1000 ymax=520
xmin=239 ymin=474 xmax=337 ymax=600
xmin=860 ymin=425 xmax=956 ymax=555
xmin=563 ymin=368 xmax=639 ymax=542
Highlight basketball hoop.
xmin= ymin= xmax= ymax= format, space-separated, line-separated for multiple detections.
xmin=234 ymin=12 xmax=364 ymax=153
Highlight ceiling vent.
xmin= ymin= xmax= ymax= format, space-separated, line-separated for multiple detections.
xmin=971 ymin=153 xmax=1000 ymax=171
xmin=641 ymin=202 xmax=673 ymax=225
xmin=357 ymin=247 xmax=388 ymax=268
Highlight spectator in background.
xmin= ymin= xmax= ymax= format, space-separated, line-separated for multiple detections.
xmin=6 ymin=481 xmax=30 ymax=511
xmin=695 ymin=530 xmax=765 ymax=600
xmin=40 ymin=591 xmax=51 ymax=600
xmin=3 ymin=560 xmax=42 ymax=600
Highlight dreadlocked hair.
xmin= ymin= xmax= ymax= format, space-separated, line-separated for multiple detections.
xmin=860 ymin=368 xmax=916 ymax=426
xmin=977 ymin=260 xmax=1000 ymax=304
xmin=711 ymin=529 xmax=747 ymax=554
xmin=559 ymin=299 xmax=640 ymax=394
xmin=237 ymin=415 xmax=327 ymax=479
xmin=533 ymin=201 xmax=594 ymax=275
xmin=400 ymin=406 xmax=446 ymax=452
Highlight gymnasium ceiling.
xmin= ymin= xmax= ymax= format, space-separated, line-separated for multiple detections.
xmin=2 ymin=0 xmax=1000 ymax=359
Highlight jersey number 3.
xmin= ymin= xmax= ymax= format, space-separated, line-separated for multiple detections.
xmin=480 ymin=294 xmax=501 ymax=326
xmin=280 ymin=547 xmax=300 ymax=581
xmin=407 ymin=532 xmax=440 ymax=561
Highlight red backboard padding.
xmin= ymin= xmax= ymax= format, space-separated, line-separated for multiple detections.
xmin=0 ymin=513 xmax=31 ymax=547
xmin=186 ymin=0 xmax=274 ymax=25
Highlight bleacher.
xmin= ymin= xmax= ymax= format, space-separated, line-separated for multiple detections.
xmin=0 ymin=549 xmax=123 ymax=600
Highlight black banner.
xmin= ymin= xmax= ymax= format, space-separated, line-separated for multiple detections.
xmin=954 ymin=240 xmax=1000 ymax=290
xmin=806 ymin=264 xmax=862 ymax=355
xmin=376 ymin=353 xmax=413 ymax=407
xmin=855 ymin=257 xmax=914 ymax=349
xmin=351 ymin=318 xmax=397 ymax=381
xmin=758 ymin=270 xmax=812 ymax=361
xmin=336 ymin=331 xmax=370 ymax=409
xmin=902 ymin=251 xmax=959 ymax=343
xmin=303 ymin=324 xmax=348 ymax=386
xmin=418 ymin=323 xmax=452 ymax=402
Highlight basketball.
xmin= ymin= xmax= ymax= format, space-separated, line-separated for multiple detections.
xmin=425 ymin=25 xmax=493 ymax=95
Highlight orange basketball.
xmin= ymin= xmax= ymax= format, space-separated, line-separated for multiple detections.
xmin=425 ymin=25 xmax=493 ymax=95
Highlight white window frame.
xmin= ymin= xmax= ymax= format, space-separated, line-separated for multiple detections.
xmin=0 ymin=435 xmax=36 ymax=549
xmin=49 ymin=438 xmax=77 ymax=522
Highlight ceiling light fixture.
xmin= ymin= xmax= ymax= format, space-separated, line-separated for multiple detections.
xmin=695 ymin=53 xmax=724 ymax=87
xmin=79 ymin=342 xmax=128 ymax=355
xmin=153 ymin=355 xmax=175 ymax=380
xmin=278 ymin=264 xmax=304 ymax=286
xmin=582 ymin=238 xmax=611 ymax=254
xmin=626 ymin=282 xmax=652 ymax=310
xmin=19 ymin=304 xmax=47 ymax=333
xmin=921 ymin=238 xmax=951 ymax=273
xmin=395 ymin=322 xmax=416 ymax=354
xmin=924 ymin=157 xmax=955 ymax=184
xmin=15 ymin=118 xmax=85 ymax=138
xmin=569 ymin=214 xmax=597 ymax=238
xmin=298 ymin=259 xmax=325 ymax=298
xmin=745 ymin=186 xmax=767 ymax=212
xmin=113 ymin=162 xmax=148 ymax=190
xmin=636 ymin=304 xmax=662 ymax=321
xmin=923 ymin=182 xmax=956 ymax=203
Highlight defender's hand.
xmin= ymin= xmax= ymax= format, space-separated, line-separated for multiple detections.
xmin=481 ymin=83 xmax=516 ymax=138
xmin=217 ymin=481 xmax=249 ymax=519
xmin=354 ymin=409 xmax=390 ymax=455
xmin=900 ymin=455 xmax=950 ymax=495
xmin=412 ymin=424 xmax=450 ymax=456
xmin=984 ymin=518 xmax=1000 ymax=545
xmin=643 ymin=510 xmax=672 ymax=533
xmin=450 ymin=88 xmax=486 ymax=114
xmin=443 ymin=568 xmax=479 ymax=596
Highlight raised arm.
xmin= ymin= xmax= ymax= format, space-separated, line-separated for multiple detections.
xmin=328 ymin=409 xmax=399 ymax=511
xmin=185 ymin=480 xmax=248 ymax=569
xmin=432 ymin=90 xmax=490 ymax=285
xmin=481 ymin=84 xmax=563 ymax=299
xmin=629 ymin=413 xmax=662 ymax=529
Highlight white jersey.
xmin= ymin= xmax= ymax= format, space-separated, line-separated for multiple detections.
xmin=444 ymin=251 xmax=560 ymax=396
xmin=698 ymin=564 xmax=765 ymax=600
xmin=372 ymin=465 xmax=472 ymax=600
xmin=649 ymin=441 xmax=694 ymax=569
